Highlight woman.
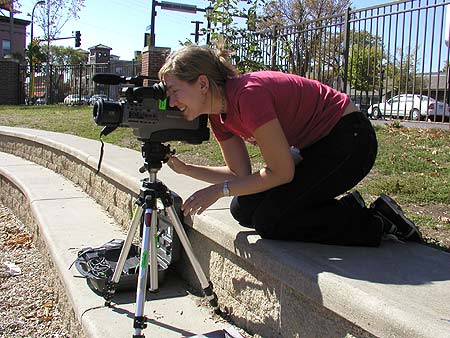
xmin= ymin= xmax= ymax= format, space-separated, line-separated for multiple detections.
xmin=159 ymin=44 xmax=422 ymax=246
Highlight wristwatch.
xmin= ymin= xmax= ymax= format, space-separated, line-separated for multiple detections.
xmin=223 ymin=181 xmax=230 ymax=197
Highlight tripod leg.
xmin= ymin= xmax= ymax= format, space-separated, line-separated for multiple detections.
xmin=133 ymin=201 xmax=159 ymax=337
xmin=166 ymin=206 xmax=220 ymax=314
xmin=149 ymin=206 xmax=159 ymax=292
xmin=104 ymin=205 xmax=143 ymax=304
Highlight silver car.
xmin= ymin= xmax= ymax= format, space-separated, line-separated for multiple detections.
xmin=368 ymin=94 xmax=449 ymax=121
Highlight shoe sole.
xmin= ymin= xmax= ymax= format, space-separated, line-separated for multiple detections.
xmin=370 ymin=194 xmax=423 ymax=242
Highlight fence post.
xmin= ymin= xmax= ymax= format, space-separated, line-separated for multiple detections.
xmin=49 ymin=64 xmax=53 ymax=104
xmin=79 ymin=64 xmax=83 ymax=105
xmin=342 ymin=7 xmax=351 ymax=93
xmin=271 ymin=25 xmax=278 ymax=70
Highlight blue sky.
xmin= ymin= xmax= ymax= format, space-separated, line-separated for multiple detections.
xmin=14 ymin=0 xmax=400 ymax=60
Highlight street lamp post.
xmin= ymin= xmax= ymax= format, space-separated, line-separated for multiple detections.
xmin=29 ymin=0 xmax=45 ymax=101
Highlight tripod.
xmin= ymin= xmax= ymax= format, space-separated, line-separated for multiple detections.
xmin=103 ymin=141 xmax=220 ymax=338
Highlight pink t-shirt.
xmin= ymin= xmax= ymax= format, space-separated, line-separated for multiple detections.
xmin=209 ymin=71 xmax=350 ymax=149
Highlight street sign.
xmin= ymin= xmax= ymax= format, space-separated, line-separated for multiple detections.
xmin=160 ymin=1 xmax=197 ymax=14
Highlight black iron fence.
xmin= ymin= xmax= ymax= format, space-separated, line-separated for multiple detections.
xmin=27 ymin=61 xmax=141 ymax=105
xmin=24 ymin=1 xmax=450 ymax=124
xmin=231 ymin=0 xmax=450 ymax=124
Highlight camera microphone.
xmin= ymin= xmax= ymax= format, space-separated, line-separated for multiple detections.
xmin=92 ymin=73 xmax=126 ymax=85
xmin=93 ymin=73 xmax=150 ymax=86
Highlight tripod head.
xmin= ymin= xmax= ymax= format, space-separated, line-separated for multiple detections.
xmin=139 ymin=140 xmax=175 ymax=175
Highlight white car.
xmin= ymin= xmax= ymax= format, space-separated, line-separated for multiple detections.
xmin=63 ymin=94 xmax=90 ymax=106
xmin=368 ymin=94 xmax=449 ymax=121
xmin=89 ymin=94 xmax=108 ymax=105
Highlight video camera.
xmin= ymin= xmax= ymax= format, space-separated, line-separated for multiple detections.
xmin=91 ymin=73 xmax=210 ymax=144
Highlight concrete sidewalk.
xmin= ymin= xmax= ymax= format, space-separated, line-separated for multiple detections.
xmin=0 ymin=151 xmax=242 ymax=338
xmin=1 ymin=126 xmax=450 ymax=338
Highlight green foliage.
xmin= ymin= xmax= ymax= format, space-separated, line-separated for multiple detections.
xmin=387 ymin=47 xmax=422 ymax=95
xmin=206 ymin=0 xmax=269 ymax=73
xmin=348 ymin=30 xmax=384 ymax=95
xmin=26 ymin=39 xmax=47 ymax=72
xmin=49 ymin=45 xmax=86 ymax=65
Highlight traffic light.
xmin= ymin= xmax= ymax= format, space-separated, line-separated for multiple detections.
xmin=75 ymin=31 xmax=81 ymax=47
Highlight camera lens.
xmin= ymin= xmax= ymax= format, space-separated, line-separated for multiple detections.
xmin=92 ymin=98 xmax=123 ymax=126
xmin=92 ymin=99 xmax=102 ymax=123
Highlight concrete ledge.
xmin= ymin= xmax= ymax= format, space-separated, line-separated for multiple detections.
xmin=1 ymin=126 xmax=450 ymax=338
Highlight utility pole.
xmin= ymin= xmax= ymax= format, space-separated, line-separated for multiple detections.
xmin=150 ymin=0 xmax=157 ymax=47
xmin=149 ymin=0 xmax=207 ymax=47
xmin=29 ymin=0 xmax=46 ymax=100
xmin=45 ymin=1 xmax=51 ymax=104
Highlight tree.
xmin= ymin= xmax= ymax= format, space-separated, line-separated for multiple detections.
xmin=388 ymin=47 xmax=421 ymax=95
xmin=255 ymin=0 xmax=351 ymax=76
xmin=33 ymin=0 xmax=85 ymax=47
xmin=49 ymin=45 xmax=85 ymax=65
xmin=25 ymin=39 xmax=47 ymax=74
xmin=261 ymin=0 xmax=350 ymax=28
xmin=348 ymin=30 xmax=385 ymax=97
xmin=206 ymin=0 xmax=270 ymax=73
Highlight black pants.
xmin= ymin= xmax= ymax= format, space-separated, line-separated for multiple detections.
xmin=230 ymin=112 xmax=382 ymax=247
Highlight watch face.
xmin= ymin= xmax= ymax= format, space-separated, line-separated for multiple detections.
xmin=223 ymin=181 xmax=230 ymax=196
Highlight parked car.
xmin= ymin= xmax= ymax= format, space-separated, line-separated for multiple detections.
xmin=426 ymin=99 xmax=450 ymax=122
xmin=89 ymin=94 xmax=108 ymax=105
xmin=368 ymin=94 xmax=449 ymax=121
xmin=35 ymin=97 xmax=47 ymax=105
xmin=63 ymin=94 xmax=90 ymax=106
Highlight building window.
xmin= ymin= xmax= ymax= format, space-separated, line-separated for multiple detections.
xmin=2 ymin=40 xmax=11 ymax=57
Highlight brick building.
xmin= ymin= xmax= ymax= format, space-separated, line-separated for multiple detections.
xmin=141 ymin=45 xmax=171 ymax=82
xmin=0 ymin=15 xmax=29 ymax=59
xmin=0 ymin=14 xmax=29 ymax=104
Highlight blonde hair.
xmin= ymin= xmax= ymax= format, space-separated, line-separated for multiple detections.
xmin=158 ymin=42 xmax=239 ymax=92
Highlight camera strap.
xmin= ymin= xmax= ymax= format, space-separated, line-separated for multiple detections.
xmin=96 ymin=126 xmax=118 ymax=175
xmin=96 ymin=138 xmax=105 ymax=175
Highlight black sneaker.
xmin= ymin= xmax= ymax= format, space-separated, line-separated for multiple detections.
xmin=339 ymin=190 xmax=366 ymax=209
xmin=370 ymin=194 xmax=423 ymax=242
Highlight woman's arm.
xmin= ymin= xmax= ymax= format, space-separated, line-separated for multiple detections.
xmin=222 ymin=118 xmax=295 ymax=196
xmin=167 ymin=135 xmax=252 ymax=184
xmin=182 ymin=118 xmax=295 ymax=216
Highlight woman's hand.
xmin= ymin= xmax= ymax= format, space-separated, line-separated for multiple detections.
xmin=167 ymin=155 xmax=187 ymax=174
xmin=182 ymin=184 xmax=222 ymax=216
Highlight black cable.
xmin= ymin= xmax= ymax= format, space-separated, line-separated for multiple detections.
xmin=96 ymin=137 xmax=105 ymax=175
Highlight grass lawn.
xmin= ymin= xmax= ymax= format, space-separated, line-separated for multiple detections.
xmin=1 ymin=104 xmax=449 ymax=250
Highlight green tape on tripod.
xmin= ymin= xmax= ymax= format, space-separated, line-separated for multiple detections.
xmin=159 ymin=99 xmax=167 ymax=110
xmin=141 ymin=250 xmax=149 ymax=269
